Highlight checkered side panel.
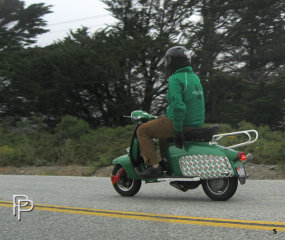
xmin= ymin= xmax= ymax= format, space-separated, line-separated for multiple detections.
xmin=179 ymin=155 xmax=235 ymax=179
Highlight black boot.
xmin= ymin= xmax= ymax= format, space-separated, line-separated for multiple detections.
xmin=141 ymin=166 xmax=162 ymax=178
xmin=159 ymin=160 xmax=171 ymax=175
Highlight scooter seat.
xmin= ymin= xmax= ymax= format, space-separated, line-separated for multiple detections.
xmin=171 ymin=125 xmax=219 ymax=142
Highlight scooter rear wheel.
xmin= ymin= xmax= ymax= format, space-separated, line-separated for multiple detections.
xmin=202 ymin=177 xmax=238 ymax=201
xmin=112 ymin=164 xmax=142 ymax=196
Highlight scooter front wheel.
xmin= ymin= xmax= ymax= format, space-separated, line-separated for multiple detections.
xmin=202 ymin=177 xmax=238 ymax=201
xmin=112 ymin=164 xmax=142 ymax=197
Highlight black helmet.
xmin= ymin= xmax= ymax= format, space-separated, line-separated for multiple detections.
xmin=160 ymin=46 xmax=191 ymax=75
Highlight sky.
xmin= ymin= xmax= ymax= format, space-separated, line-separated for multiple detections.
xmin=24 ymin=0 xmax=116 ymax=46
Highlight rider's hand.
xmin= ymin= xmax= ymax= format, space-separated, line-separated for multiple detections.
xmin=174 ymin=131 xmax=184 ymax=149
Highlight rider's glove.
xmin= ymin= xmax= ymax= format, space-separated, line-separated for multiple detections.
xmin=174 ymin=131 xmax=184 ymax=149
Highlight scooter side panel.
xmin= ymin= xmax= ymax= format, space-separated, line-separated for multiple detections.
xmin=215 ymin=145 xmax=239 ymax=174
xmin=112 ymin=154 xmax=140 ymax=179
xmin=167 ymin=142 xmax=235 ymax=179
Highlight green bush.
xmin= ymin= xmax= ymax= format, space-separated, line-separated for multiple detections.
xmin=0 ymin=116 xmax=284 ymax=172
xmin=57 ymin=138 xmax=78 ymax=165
xmin=214 ymin=121 xmax=285 ymax=165
xmin=66 ymin=124 xmax=135 ymax=166
xmin=0 ymin=145 xmax=24 ymax=166
xmin=55 ymin=115 xmax=91 ymax=143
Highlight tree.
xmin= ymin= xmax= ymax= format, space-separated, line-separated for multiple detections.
xmin=183 ymin=0 xmax=245 ymax=122
xmin=244 ymin=67 xmax=285 ymax=127
xmin=0 ymin=0 xmax=51 ymax=124
xmin=184 ymin=0 xmax=285 ymax=124
xmin=0 ymin=0 xmax=51 ymax=50
xmin=102 ymin=0 xmax=197 ymax=113
xmin=0 ymin=28 xmax=141 ymax=127
xmin=1 ymin=0 xmax=199 ymax=126
xmin=1 ymin=0 xmax=284 ymax=128
xmin=225 ymin=0 xmax=285 ymax=78
xmin=220 ymin=0 xmax=285 ymax=126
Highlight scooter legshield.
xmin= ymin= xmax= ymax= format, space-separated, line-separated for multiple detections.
xmin=112 ymin=154 xmax=141 ymax=179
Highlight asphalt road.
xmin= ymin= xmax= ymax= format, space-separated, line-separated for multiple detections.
xmin=0 ymin=175 xmax=285 ymax=240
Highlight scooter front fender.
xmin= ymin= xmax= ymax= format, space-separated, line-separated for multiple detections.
xmin=112 ymin=154 xmax=140 ymax=179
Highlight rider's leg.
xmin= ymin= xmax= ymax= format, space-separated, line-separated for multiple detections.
xmin=159 ymin=138 xmax=171 ymax=160
xmin=137 ymin=116 xmax=174 ymax=176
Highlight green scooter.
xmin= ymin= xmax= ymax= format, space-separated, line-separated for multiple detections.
xmin=111 ymin=110 xmax=258 ymax=201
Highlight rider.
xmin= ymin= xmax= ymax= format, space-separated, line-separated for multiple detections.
xmin=137 ymin=46 xmax=205 ymax=178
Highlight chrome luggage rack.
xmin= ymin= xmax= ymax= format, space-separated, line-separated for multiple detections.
xmin=210 ymin=130 xmax=259 ymax=149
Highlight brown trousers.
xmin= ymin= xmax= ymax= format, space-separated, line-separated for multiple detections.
xmin=137 ymin=116 xmax=192 ymax=166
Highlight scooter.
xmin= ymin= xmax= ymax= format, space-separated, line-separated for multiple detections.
xmin=111 ymin=110 xmax=258 ymax=201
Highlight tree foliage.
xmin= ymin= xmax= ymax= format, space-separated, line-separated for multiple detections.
xmin=184 ymin=0 xmax=285 ymax=126
xmin=102 ymin=0 xmax=199 ymax=113
xmin=0 ymin=0 xmax=284 ymax=129
xmin=0 ymin=0 xmax=51 ymax=50
xmin=0 ymin=0 xmax=52 ymax=125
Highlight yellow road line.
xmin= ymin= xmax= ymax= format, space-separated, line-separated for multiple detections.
xmin=1 ymin=201 xmax=285 ymax=232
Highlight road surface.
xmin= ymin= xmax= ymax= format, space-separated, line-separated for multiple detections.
xmin=0 ymin=175 xmax=284 ymax=239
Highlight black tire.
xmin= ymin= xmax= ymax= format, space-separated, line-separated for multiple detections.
xmin=112 ymin=164 xmax=142 ymax=197
xmin=202 ymin=177 xmax=238 ymax=201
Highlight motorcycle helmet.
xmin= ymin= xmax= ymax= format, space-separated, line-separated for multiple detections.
xmin=160 ymin=46 xmax=191 ymax=76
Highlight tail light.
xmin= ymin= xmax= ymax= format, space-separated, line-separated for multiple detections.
xmin=237 ymin=152 xmax=247 ymax=162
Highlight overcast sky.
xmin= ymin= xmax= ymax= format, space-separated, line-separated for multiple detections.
xmin=24 ymin=0 xmax=116 ymax=46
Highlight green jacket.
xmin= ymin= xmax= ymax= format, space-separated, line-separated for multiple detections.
xmin=166 ymin=66 xmax=205 ymax=132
